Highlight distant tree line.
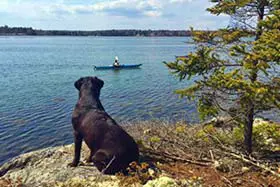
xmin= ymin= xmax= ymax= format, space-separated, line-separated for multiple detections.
xmin=0 ymin=25 xmax=192 ymax=36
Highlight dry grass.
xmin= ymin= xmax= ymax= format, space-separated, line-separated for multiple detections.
xmin=121 ymin=119 xmax=280 ymax=186
xmin=0 ymin=177 xmax=23 ymax=187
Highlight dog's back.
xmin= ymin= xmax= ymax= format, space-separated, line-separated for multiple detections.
xmin=76 ymin=109 xmax=139 ymax=174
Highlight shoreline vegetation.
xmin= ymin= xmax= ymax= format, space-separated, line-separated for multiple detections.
xmin=1 ymin=118 xmax=279 ymax=186
xmin=0 ymin=25 xmax=192 ymax=37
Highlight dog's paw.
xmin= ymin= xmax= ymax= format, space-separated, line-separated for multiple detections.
xmin=86 ymin=157 xmax=92 ymax=163
xmin=68 ymin=162 xmax=78 ymax=167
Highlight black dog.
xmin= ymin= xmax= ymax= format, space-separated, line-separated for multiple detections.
xmin=69 ymin=76 xmax=139 ymax=174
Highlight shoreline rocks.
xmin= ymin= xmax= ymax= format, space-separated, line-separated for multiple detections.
xmin=0 ymin=144 xmax=106 ymax=187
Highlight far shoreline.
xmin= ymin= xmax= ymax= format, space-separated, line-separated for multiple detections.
xmin=0 ymin=26 xmax=194 ymax=37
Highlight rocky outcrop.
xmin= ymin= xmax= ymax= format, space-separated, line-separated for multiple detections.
xmin=0 ymin=143 xmax=118 ymax=187
xmin=0 ymin=143 xmax=185 ymax=187
xmin=2 ymin=119 xmax=279 ymax=187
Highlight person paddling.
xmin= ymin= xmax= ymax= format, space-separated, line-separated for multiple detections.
xmin=113 ymin=56 xmax=120 ymax=67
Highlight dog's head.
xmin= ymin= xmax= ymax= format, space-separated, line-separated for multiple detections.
xmin=74 ymin=76 xmax=104 ymax=97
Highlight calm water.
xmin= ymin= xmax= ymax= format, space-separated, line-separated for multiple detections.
xmin=0 ymin=36 xmax=199 ymax=165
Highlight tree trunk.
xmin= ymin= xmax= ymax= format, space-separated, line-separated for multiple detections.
xmin=243 ymin=1 xmax=265 ymax=154
xmin=244 ymin=101 xmax=254 ymax=154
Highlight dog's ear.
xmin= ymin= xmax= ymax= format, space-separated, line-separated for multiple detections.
xmin=74 ymin=77 xmax=84 ymax=90
xmin=92 ymin=77 xmax=104 ymax=89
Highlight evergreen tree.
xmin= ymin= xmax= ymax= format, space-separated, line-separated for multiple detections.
xmin=165 ymin=0 xmax=280 ymax=154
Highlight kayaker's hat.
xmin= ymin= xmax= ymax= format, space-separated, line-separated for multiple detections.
xmin=115 ymin=56 xmax=119 ymax=61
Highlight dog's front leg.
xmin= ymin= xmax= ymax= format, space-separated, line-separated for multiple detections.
xmin=86 ymin=150 xmax=94 ymax=163
xmin=69 ymin=131 xmax=82 ymax=167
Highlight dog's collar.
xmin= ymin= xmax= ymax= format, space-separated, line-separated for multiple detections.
xmin=77 ymin=104 xmax=99 ymax=111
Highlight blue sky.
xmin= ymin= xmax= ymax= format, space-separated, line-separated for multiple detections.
xmin=0 ymin=0 xmax=230 ymax=30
